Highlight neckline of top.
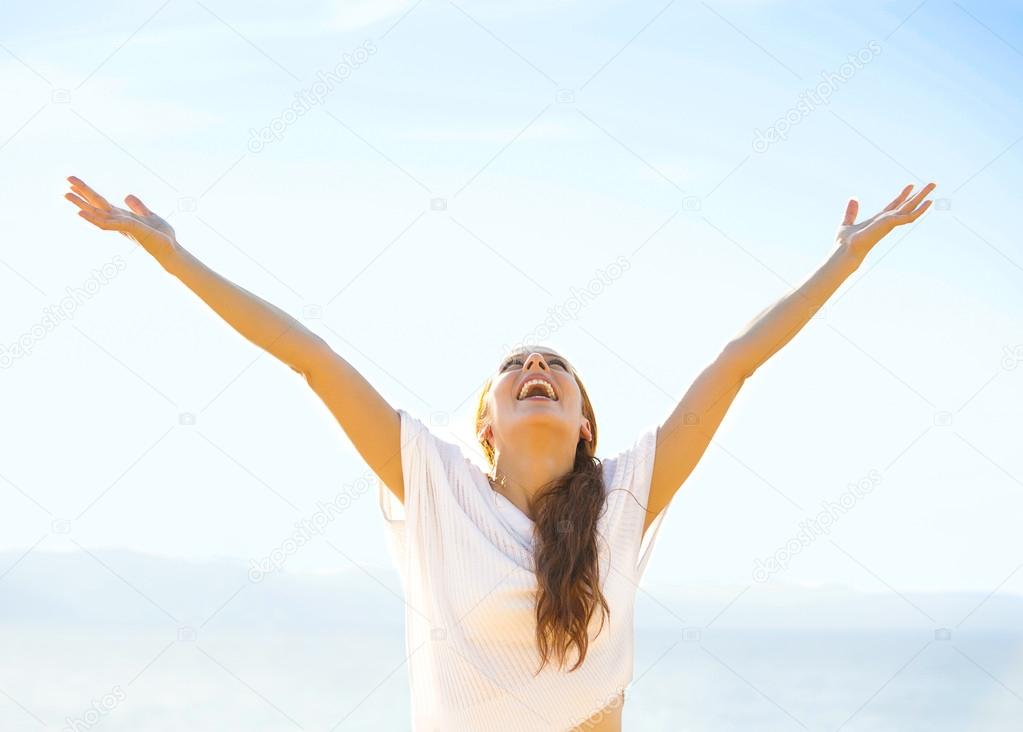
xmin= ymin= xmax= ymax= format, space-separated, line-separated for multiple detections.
xmin=473 ymin=467 xmax=535 ymax=536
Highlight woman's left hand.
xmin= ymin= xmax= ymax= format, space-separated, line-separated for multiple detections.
xmin=837 ymin=182 xmax=936 ymax=261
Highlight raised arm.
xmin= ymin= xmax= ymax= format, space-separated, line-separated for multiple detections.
xmin=63 ymin=176 xmax=405 ymax=502
xmin=643 ymin=182 xmax=937 ymax=536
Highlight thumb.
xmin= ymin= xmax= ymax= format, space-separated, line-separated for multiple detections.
xmin=841 ymin=198 xmax=858 ymax=226
xmin=124 ymin=194 xmax=153 ymax=217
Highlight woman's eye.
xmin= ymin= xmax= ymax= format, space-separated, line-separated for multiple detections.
xmin=502 ymin=356 xmax=567 ymax=370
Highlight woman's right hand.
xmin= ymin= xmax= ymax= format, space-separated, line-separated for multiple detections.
xmin=64 ymin=176 xmax=179 ymax=262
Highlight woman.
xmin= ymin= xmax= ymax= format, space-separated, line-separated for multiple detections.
xmin=63 ymin=176 xmax=935 ymax=730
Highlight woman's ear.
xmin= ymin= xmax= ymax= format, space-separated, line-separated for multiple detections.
xmin=580 ymin=419 xmax=593 ymax=443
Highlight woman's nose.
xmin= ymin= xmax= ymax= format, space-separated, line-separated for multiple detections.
xmin=524 ymin=352 xmax=548 ymax=371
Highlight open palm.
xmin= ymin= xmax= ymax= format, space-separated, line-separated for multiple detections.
xmin=64 ymin=176 xmax=178 ymax=258
xmin=837 ymin=182 xmax=936 ymax=260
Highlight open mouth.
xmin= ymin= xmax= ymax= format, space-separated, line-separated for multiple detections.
xmin=517 ymin=378 xmax=558 ymax=401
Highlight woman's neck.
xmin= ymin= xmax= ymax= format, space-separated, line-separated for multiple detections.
xmin=489 ymin=441 xmax=576 ymax=520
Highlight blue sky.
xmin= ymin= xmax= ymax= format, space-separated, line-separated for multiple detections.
xmin=2 ymin=0 xmax=1022 ymax=600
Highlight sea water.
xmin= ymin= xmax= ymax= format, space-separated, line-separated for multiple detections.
xmin=1 ymin=626 xmax=1019 ymax=731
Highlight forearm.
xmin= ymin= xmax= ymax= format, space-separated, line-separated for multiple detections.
xmin=159 ymin=243 xmax=325 ymax=375
xmin=725 ymin=242 xmax=862 ymax=379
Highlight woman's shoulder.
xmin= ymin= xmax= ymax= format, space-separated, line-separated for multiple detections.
xmin=599 ymin=422 xmax=659 ymax=495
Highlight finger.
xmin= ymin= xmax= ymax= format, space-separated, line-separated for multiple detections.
xmin=898 ymin=182 xmax=937 ymax=214
xmin=64 ymin=191 xmax=102 ymax=214
xmin=906 ymin=198 xmax=932 ymax=221
xmin=124 ymin=194 xmax=153 ymax=217
xmin=842 ymin=198 xmax=859 ymax=226
xmin=882 ymin=184 xmax=914 ymax=213
xmin=67 ymin=176 xmax=112 ymax=210
xmin=76 ymin=208 xmax=117 ymax=230
xmin=71 ymin=184 xmax=112 ymax=211
xmin=70 ymin=183 xmax=113 ymax=211
xmin=890 ymin=198 xmax=933 ymax=227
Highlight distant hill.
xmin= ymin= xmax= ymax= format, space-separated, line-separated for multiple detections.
xmin=1 ymin=550 xmax=1020 ymax=633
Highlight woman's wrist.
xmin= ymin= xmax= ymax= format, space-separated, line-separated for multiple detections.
xmin=154 ymin=237 xmax=187 ymax=275
xmin=833 ymin=239 xmax=866 ymax=273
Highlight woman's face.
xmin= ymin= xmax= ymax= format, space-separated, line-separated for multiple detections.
xmin=482 ymin=349 xmax=592 ymax=450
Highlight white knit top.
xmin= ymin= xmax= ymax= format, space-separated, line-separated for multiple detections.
xmin=377 ymin=408 xmax=672 ymax=731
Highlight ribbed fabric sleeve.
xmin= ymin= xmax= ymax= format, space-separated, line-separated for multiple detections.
xmin=376 ymin=408 xmax=673 ymax=731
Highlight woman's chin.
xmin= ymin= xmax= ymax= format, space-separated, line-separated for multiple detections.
xmin=508 ymin=403 xmax=572 ymax=429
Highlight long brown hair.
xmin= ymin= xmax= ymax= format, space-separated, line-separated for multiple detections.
xmin=474 ymin=364 xmax=610 ymax=675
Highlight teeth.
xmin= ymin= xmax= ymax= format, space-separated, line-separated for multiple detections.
xmin=518 ymin=378 xmax=556 ymax=401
